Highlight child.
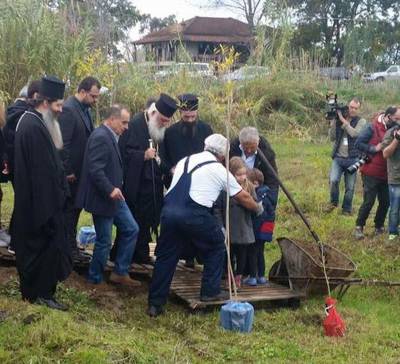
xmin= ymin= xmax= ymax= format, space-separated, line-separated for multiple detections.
xmin=214 ymin=157 xmax=258 ymax=287
xmin=248 ymin=168 xmax=276 ymax=285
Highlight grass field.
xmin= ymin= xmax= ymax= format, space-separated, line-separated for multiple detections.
xmin=0 ymin=136 xmax=399 ymax=363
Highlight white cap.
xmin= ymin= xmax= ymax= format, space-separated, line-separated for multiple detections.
xmin=204 ymin=133 xmax=228 ymax=156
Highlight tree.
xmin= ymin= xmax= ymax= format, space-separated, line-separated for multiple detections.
xmin=47 ymin=0 xmax=142 ymax=58
xmin=139 ymin=14 xmax=177 ymax=34
xmin=202 ymin=0 xmax=265 ymax=33
xmin=277 ymin=0 xmax=400 ymax=66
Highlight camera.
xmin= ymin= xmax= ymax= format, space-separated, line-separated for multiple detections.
xmin=347 ymin=156 xmax=371 ymax=174
xmin=392 ymin=125 xmax=400 ymax=141
xmin=326 ymin=93 xmax=349 ymax=120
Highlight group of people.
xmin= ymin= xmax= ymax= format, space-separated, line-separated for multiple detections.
xmin=326 ymin=97 xmax=400 ymax=240
xmin=0 ymin=75 xmax=279 ymax=315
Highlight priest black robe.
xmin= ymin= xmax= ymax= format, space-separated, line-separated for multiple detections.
xmin=158 ymin=119 xmax=213 ymax=261
xmin=159 ymin=119 xmax=213 ymax=182
xmin=13 ymin=110 xmax=71 ymax=301
xmin=117 ymin=111 xmax=164 ymax=263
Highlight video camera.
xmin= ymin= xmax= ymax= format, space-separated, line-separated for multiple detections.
xmin=326 ymin=93 xmax=349 ymax=121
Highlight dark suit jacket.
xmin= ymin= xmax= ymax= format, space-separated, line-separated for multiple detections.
xmin=230 ymin=136 xmax=279 ymax=190
xmin=59 ymin=96 xmax=93 ymax=183
xmin=76 ymin=125 xmax=123 ymax=217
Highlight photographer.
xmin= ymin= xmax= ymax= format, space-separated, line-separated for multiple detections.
xmin=327 ymin=98 xmax=366 ymax=215
xmin=353 ymin=107 xmax=400 ymax=239
xmin=381 ymin=109 xmax=400 ymax=240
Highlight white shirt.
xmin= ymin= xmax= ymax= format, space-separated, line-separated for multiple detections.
xmin=168 ymin=151 xmax=243 ymax=208
xmin=239 ymin=144 xmax=257 ymax=169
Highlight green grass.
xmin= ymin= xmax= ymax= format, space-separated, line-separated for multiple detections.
xmin=0 ymin=136 xmax=399 ymax=363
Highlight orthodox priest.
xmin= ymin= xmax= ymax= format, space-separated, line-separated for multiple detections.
xmin=118 ymin=94 xmax=177 ymax=264
xmin=159 ymin=93 xmax=213 ymax=267
xmin=160 ymin=93 xmax=213 ymax=186
xmin=13 ymin=76 xmax=71 ymax=310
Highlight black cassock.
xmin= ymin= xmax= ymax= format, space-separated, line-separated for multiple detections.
xmin=13 ymin=110 xmax=71 ymax=301
xmin=159 ymin=119 xmax=213 ymax=185
xmin=159 ymin=119 xmax=213 ymax=261
xmin=118 ymin=112 xmax=164 ymax=263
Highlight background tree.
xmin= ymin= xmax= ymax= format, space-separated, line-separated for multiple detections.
xmin=47 ymin=0 xmax=142 ymax=58
xmin=284 ymin=0 xmax=400 ymax=67
xmin=200 ymin=0 xmax=265 ymax=33
xmin=139 ymin=14 xmax=177 ymax=34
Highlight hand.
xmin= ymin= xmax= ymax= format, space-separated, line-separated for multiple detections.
xmin=110 ymin=187 xmax=125 ymax=201
xmin=337 ymin=111 xmax=348 ymax=125
xmin=375 ymin=143 xmax=383 ymax=152
xmin=66 ymin=174 xmax=77 ymax=183
xmin=144 ymin=148 xmax=157 ymax=160
xmin=256 ymin=201 xmax=264 ymax=216
xmin=395 ymin=129 xmax=400 ymax=141
xmin=2 ymin=161 xmax=9 ymax=175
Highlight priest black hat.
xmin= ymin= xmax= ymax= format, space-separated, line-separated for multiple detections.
xmin=155 ymin=93 xmax=177 ymax=118
xmin=177 ymin=93 xmax=198 ymax=111
xmin=39 ymin=75 xmax=65 ymax=100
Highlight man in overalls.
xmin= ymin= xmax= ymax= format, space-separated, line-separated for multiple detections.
xmin=148 ymin=134 xmax=262 ymax=317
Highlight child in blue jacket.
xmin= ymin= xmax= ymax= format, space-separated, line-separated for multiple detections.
xmin=248 ymin=168 xmax=276 ymax=284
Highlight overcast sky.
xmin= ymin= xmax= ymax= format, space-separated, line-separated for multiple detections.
xmin=130 ymin=0 xmax=238 ymax=40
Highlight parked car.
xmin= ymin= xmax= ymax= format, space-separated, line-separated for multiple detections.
xmin=221 ymin=65 xmax=269 ymax=82
xmin=363 ymin=65 xmax=400 ymax=82
xmin=155 ymin=62 xmax=215 ymax=80
xmin=319 ymin=67 xmax=351 ymax=80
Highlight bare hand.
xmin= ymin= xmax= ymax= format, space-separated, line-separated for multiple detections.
xmin=66 ymin=174 xmax=77 ymax=183
xmin=144 ymin=148 xmax=156 ymax=160
xmin=337 ymin=111 xmax=347 ymax=125
xmin=375 ymin=143 xmax=383 ymax=152
xmin=110 ymin=188 xmax=125 ymax=201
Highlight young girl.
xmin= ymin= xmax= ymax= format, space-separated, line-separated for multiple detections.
xmin=214 ymin=157 xmax=258 ymax=287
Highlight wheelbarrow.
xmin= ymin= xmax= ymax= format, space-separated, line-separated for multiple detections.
xmin=268 ymin=237 xmax=400 ymax=298
xmin=269 ymin=237 xmax=357 ymax=297
xmin=257 ymin=148 xmax=400 ymax=298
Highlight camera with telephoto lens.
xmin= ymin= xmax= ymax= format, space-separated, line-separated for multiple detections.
xmin=347 ymin=155 xmax=371 ymax=174
xmin=326 ymin=93 xmax=349 ymax=121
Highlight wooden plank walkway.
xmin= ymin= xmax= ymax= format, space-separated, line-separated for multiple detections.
xmin=133 ymin=244 xmax=304 ymax=310
xmin=1 ymin=244 xmax=304 ymax=310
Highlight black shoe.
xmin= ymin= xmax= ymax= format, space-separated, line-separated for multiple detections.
xmin=147 ymin=305 xmax=164 ymax=317
xmin=200 ymin=290 xmax=230 ymax=302
xmin=35 ymin=297 xmax=68 ymax=311
xmin=72 ymin=249 xmax=91 ymax=264
xmin=184 ymin=259 xmax=195 ymax=268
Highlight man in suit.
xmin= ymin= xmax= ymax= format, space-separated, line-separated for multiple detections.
xmin=76 ymin=105 xmax=141 ymax=287
xmin=58 ymin=77 xmax=101 ymax=263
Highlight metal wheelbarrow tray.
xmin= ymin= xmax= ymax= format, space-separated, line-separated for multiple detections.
xmin=269 ymin=237 xmax=357 ymax=296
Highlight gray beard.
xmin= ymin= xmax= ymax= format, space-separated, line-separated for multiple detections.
xmin=148 ymin=115 xmax=166 ymax=144
xmin=42 ymin=110 xmax=63 ymax=150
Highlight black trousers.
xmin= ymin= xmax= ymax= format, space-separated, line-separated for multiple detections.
xmin=356 ymin=174 xmax=389 ymax=228
xmin=254 ymin=240 xmax=266 ymax=277
xmin=232 ymin=243 xmax=257 ymax=277
xmin=64 ymin=197 xmax=82 ymax=253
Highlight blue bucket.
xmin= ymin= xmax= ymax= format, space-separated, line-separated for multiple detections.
xmin=77 ymin=226 xmax=97 ymax=246
xmin=220 ymin=301 xmax=254 ymax=333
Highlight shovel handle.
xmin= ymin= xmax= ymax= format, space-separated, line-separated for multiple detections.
xmin=257 ymin=148 xmax=321 ymax=244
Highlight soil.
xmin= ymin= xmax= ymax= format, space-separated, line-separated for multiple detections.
xmin=279 ymin=238 xmax=355 ymax=269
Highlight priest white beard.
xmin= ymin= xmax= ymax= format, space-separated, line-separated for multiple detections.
xmin=148 ymin=114 xmax=166 ymax=144
xmin=42 ymin=109 xmax=64 ymax=150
